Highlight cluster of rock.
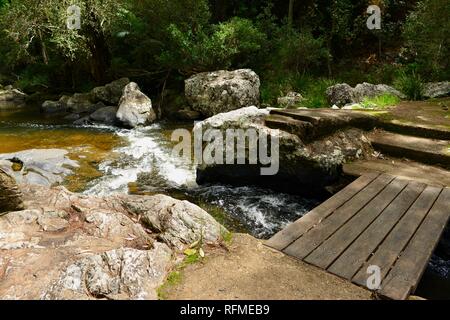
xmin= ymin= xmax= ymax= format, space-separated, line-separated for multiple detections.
xmin=184 ymin=69 xmax=260 ymax=118
xmin=326 ymin=82 xmax=406 ymax=108
xmin=277 ymin=92 xmax=305 ymax=109
xmin=0 ymin=84 xmax=27 ymax=109
xmin=42 ymin=78 xmax=156 ymax=128
xmin=0 ymin=171 xmax=226 ymax=299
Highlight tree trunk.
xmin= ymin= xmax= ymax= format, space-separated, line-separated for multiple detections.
xmin=288 ymin=0 xmax=295 ymax=27
xmin=38 ymin=29 xmax=49 ymax=65
xmin=87 ymin=29 xmax=111 ymax=84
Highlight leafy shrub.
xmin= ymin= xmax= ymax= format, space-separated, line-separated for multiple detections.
xmin=302 ymin=78 xmax=337 ymax=109
xmin=403 ymin=0 xmax=450 ymax=80
xmin=260 ymin=71 xmax=335 ymax=108
xmin=159 ymin=17 xmax=266 ymax=74
xmin=394 ymin=71 xmax=424 ymax=101
xmin=274 ymin=28 xmax=329 ymax=74
xmin=14 ymin=66 xmax=50 ymax=92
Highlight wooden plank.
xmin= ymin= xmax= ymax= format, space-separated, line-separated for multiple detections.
xmin=266 ymin=173 xmax=379 ymax=250
xmin=305 ymin=177 xmax=409 ymax=269
xmin=352 ymin=185 xmax=442 ymax=288
xmin=379 ymin=188 xmax=450 ymax=300
xmin=283 ymin=174 xmax=394 ymax=260
xmin=327 ymin=181 xmax=426 ymax=280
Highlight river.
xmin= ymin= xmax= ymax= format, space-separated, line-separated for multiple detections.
xmin=1 ymin=103 xmax=448 ymax=298
xmin=0 ymin=104 xmax=319 ymax=238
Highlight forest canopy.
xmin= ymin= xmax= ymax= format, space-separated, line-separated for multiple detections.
xmin=0 ymin=0 xmax=448 ymax=104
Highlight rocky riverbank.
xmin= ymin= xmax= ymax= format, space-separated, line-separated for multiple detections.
xmin=0 ymin=175 xmax=226 ymax=300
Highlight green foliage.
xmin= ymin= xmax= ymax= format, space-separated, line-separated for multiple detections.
xmin=394 ymin=71 xmax=424 ymax=101
xmin=159 ymin=17 xmax=266 ymax=74
xmin=274 ymin=29 xmax=329 ymax=74
xmin=361 ymin=94 xmax=401 ymax=109
xmin=260 ymin=71 xmax=335 ymax=108
xmin=0 ymin=0 xmax=446 ymax=96
xmin=403 ymin=0 xmax=450 ymax=80
xmin=157 ymin=271 xmax=182 ymax=300
xmin=14 ymin=67 xmax=50 ymax=92
xmin=302 ymin=78 xmax=337 ymax=109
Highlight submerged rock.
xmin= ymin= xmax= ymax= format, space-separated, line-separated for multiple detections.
xmin=0 ymin=149 xmax=79 ymax=187
xmin=0 ymin=169 xmax=24 ymax=214
xmin=423 ymin=82 xmax=450 ymax=99
xmin=0 ymin=184 xmax=226 ymax=299
xmin=116 ymin=82 xmax=156 ymax=128
xmin=185 ymin=69 xmax=260 ymax=117
xmin=88 ymin=105 xmax=118 ymax=125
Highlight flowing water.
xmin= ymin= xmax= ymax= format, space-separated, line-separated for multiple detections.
xmin=0 ymin=105 xmax=319 ymax=238
xmin=1 ymin=103 xmax=449 ymax=298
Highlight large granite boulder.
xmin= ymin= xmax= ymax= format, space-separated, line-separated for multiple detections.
xmin=0 ymin=149 xmax=78 ymax=187
xmin=116 ymin=82 xmax=156 ymax=128
xmin=326 ymin=82 xmax=405 ymax=107
xmin=195 ymin=107 xmax=374 ymax=194
xmin=0 ymin=184 xmax=226 ymax=299
xmin=326 ymin=84 xmax=354 ymax=107
xmin=185 ymin=69 xmax=260 ymax=117
xmin=352 ymin=83 xmax=406 ymax=102
xmin=0 ymin=169 xmax=24 ymax=214
xmin=423 ymin=81 xmax=450 ymax=99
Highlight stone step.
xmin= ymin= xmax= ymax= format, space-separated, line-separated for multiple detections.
xmin=377 ymin=120 xmax=450 ymax=141
xmin=268 ymin=108 xmax=375 ymax=140
xmin=369 ymin=131 xmax=450 ymax=169
xmin=344 ymin=159 xmax=450 ymax=188
xmin=265 ymin=114 xmax=313 ymax=138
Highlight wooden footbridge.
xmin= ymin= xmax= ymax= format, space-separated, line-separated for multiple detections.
xmin=266 ymin=172 xmax=450 ymax=300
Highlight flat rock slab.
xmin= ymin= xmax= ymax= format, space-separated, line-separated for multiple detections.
xmin=357 ymin=98 xmax=450 ymax=140
xmin=369 ymin=131 xmax=450 ymax=169
xmin=0 ymin=149 xmax=79 ymax=187
xmin=268 ymin=108 xmax=375 ymax=140
xmin=267 ymin=173 xmax=450 ymax=300
xmin=344 ymin=159 xmax=450 ymax=188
